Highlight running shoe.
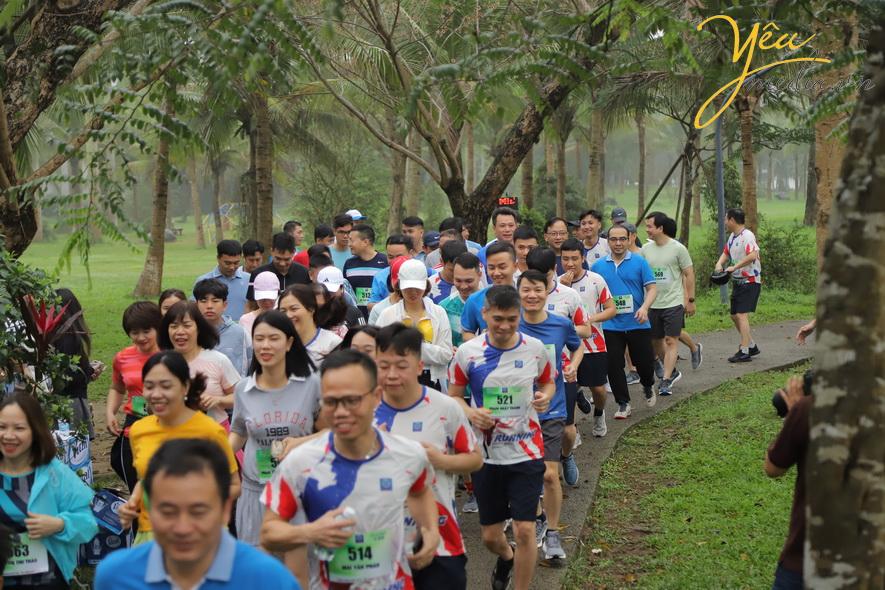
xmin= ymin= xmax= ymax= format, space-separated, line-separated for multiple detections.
xmin=728 ymin=351 xmax=752 ymax=363
xmin=644 ymin=385 xmax=656 ymax=407
xmin=691 ymin=342 xmax=703 ymax=370
xmin=491 ymin=542 xmax=516 ymax=590
xmin=462 ymin=493 xmax=478 ymax=513
xmin=536 ymin=512 xmax=548 ymax=548
xmin=574 ymin=431 xmax=582 ymax=449
xmin=544 ymin=530 xmax=566 ymax=561
xmin=614 ymin=403 xmax=632 ymax=419
xmin=625 ymin=370 xmax=640 ymax=385
xmin=670 ymin=369 xmax=682 ymax=386
xmin=576 ymin=389 xmax=593 ymax=414
xmin=560 ymin=454 xmax=579 ymax=487
xmin=654 ymin=358 xmax=665 ymax=380
xmin=605 ymin=381 xmax=612 ymax=392
xmin=749 ymin=344 xmax=761 ymax=356
xmin=592 ymin=412 xmax=607 ymax=437
xmin=658 ymin=378 xmax=672 ymax=396
xmin=457 ymin=476 xmax=466 ymax=491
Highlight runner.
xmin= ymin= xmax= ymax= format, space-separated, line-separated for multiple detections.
xmin=579 ymin=209 xmax=610 ymax=267
xmin=239 ymin=271 xmax=281 ymax=335
xmin=376 ymin=260 xmax=453 ymax=390
xmin=402 ymin=216 xmax=426 ymax=262
xmin=158 ymin=288 xmax=186 ymax=316
xmin=559 ymin=238 xmax=616 ymax=443
xmin=439 ymin=252 xmax=483 ymax=349
xmin=330 ymin=214 xmax=354 ymax=271
xmin=261 ymin=349 xmax=440 ymax=590
xmin=542 ymin=217 xmax=573 ymax=276
xmin=373 ymin=324 xmax=481 ymax=590
xmin=192 ymin=239 xmax=250 ymax=321
xmin=96 ymin=439 xmax=297 ymax=590
xmin=590 ymin=225 xmax=658 ymax=419
xmin=367 ymin=234 xmax=414 ymax=312
xmin=460 ymin=242 xmax=518 ymax=342
xmin=659 ymin=217 xmax=703 ymax=370
xmin=0 ymin=394 xmax=97 ymax=588
xmin=517 ymin=270 xmax=583 ymax=563
xmin=246 ymin=233 xmax=311 ymax=310
xmin=447 ymin=285 xmax=554 ymax=590
xmin=642 ymin=212 xmax=696 ymax=395
xmin=229 ymin=311 xmax=322 ymax=587
xmin=117 ymin=351 xmax=241 ymax=544
xmin=195 ymin=278 xmax=252 ymax=376
xmin=343 ymin=224 xmax=390 ymax=320
xmin=478 ymin=207 xmax=520 ymax=282
xmin=106 ymin=301 xmax=163 ymax=493
xmin=512 ymin=225 xmax=539 ymax=279
xmin=242 ymin=239 xmax=265 ymax=275
xmin=715 ymin=208 xmax=762 ymax=363
xmin=277 ymin=285 xmax=344 ymax=367
xmin=428 ymin=241 xmax=467 ymax=304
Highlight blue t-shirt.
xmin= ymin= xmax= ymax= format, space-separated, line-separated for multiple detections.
xmin=460 ymin=287 xmax=490 ymax=335
xmin=330 ymin=246 xmax=352 ymax=271
xmin=343 ymin=252 xmax=389 ymax=319
xmin=590 ymin=251 xmax=655 ymax=332
xmin=519 ymin=313 xmax=581 ymax=420
xmin=477 ymin=239 xmax=498 ymax=283
xmin=94 ymin=530 xmax=300 ymax=590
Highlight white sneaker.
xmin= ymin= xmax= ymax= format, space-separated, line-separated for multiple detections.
xmin=605 ymin=380 xmax=612 ymax=393
xmin=592 ymin=412 xmax=607 ymax=437
xmin=644 ymin=386 xmax=656 ymax=408
xmin=614 ymin=403 xmax=632 ymax=419
xmin=574 ymin=431 xmax=583 ymax=449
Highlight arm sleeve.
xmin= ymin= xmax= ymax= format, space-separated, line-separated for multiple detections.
xmin=565 ymin=325 xmax=581 ymax=352
xmin=639 ymin=258 xmax=656 ymax=286
xmin=48 ymin=462 xmax=100 ymax=545
xmin=219 ymin=354 xmax=242 ymax=386
xmin=369 ymin=271 xmax=389 ymax=304
xmin=536 ymin=346 xmax=554 ymax=384
xmin=230 ymin=381 xmax=247 ymax=435
xmin=460 ymin=297 xmax=480 ymax=334
xmin=678 ymin=244 xmax=694 ymax=270
xmin=447 ymin=348 xmax=470 ymax=387
xmin=262 ymin=462 xmax=302 ymax=520
xmin=421 ymin=309 xmax=454 ymax=367
xmin=767 ymin=396 xmax=810 ymax=469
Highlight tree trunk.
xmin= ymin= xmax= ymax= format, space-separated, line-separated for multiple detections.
xmin=33 ymin=204 xmax=44 ymax=243
xmin=599 ymin=137 xmax=606 ymax=206
xmin=692 ymin=153 xmax=703 ymax=226
xmin=636 ymin=113 xmax=646 ymax=217
xmin=545 ymin=140 xmax=555 ymax=177
xmin=767 ymin=152 xmax=773 ymax=200
xmin=586 ymin=109 xmax=603 ymax=210
xmin=679 ymin=136 xmax=698 ymax=245
xmin=253 ymin=92 xmax=274 ymax=251
xmin=521 ymin=149 xmax=534 ymax=210
xmin=212 ymin=167 xmax=224 ymax=241
xmin=794 ymin=151 xmax=800 ymax=199
xmin=574 ymin=136 xmax=582 ymax=181
xmin=406 ymin=128 xmax=421 ymax=217
xmin=165 ymin=181 xmax=173 ymax=231
xmin=804 ymin=141 xmax=818 ymax=227
xmin=133 ymin=98 xmax=172 ymax=298
xmin=556 ymin=139 xmax=567 ymax=218
xmin=188 ymin=156 xmax=206 ymax=249
xmin=387 ymin=149 xmax=407 ymax=237
xmin=465 ymin=122 xmax=475 ymax=194
xmin=807 ymin=22 xmax=885 ymax=586
xmin=735 ymin=93 xmax=759 ymax=234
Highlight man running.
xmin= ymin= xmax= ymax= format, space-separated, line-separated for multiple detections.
xmin=439 ymin=252 xmax=483 ymax=349
xmin=715 ymin=208 xmax=762 ymax=363
xmin=448 ymin=286 xmax=554 ymax=590
xmin=343 ymin=224 xmax=389 ymax=320
xmin=374 ymin=324 xmax=481 ymax=590
xmin=579 ymin=209 xmax=610 ymax=268
xmin=642 ymin=212 xmax=695 ymax=395
xmin=660 ymin=217 xmax=703 ymax=370
xmin=261 ymin=349 xmax=440 ymax=590
xmin=512 ymin=225 xmax=539 ymax=279
xmin=590 ymin=225 xmax=658 ymax=419
xmin=517 ymin=270 xmax=583 ymax=563
xmin=460 ymin=242 xmax=518 ymax=342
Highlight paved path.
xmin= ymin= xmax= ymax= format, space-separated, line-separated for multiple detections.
xmin=458 ymin=319 xmax=813 ymax=590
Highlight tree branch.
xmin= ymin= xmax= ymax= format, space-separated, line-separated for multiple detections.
xmin=0 ymin=86 xmax=20 ymax=187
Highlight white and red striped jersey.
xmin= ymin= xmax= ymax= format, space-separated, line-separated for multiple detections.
xmin=564 ymin=270 xmax=611 ymax=354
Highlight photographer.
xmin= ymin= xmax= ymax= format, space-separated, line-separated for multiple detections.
xmin=765 ymin=374 xmax=811 ymax=590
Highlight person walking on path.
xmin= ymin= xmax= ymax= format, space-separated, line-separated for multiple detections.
xmin=641 ymin=212 xmax=696 ymax=396
xmin=715 ymin=208 xmax=762 ymax=363
xmin=590 ymin=225 xmax=658 ymax=419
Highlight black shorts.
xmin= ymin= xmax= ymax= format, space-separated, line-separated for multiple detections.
xmin=541 ymin=418 xmax=565 ymax=459
xmin=472 ymin=459 xmax=545 ymax=526
xmin=413 ymin=554 xmax=468 ymax=590
xmin=565 ymin=381 xmax=578 ymax=426
xmin=730 ymin=281 xmax=761 ymax=314
xmin=577 ymin=352 xmax=608 ymax=388
xmin=649 ymin=306 xmax=684 ymax=339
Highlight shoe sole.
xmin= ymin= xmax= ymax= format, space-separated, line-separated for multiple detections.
xmin=728 ymin=357 xmax=752 ymax=363
xmin=462 ymin=507 xmax=478 ymax=513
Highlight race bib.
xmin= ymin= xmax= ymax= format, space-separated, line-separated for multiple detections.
xmin=327 ymin=530 xmax=393 ymax=583
xmin=256 ymin=449 xmax=281 ymax=483
xmin=651 ymin=267 xmax=671 ymax=284
xmin=613 ymin=294 xmax=634 ymax=315
xmin=482 ymin=386 xmax=527 ymax=419
xmin=354 ymin=287 xmax=372 ymax=305
xmin=130 ymin=396 xmax=148 ymax=418
xmin=4 ymin=535 xmax=48 ymax=576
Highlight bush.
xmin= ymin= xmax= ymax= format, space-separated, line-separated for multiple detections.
xmin=701 ymin=158 xmax=742 ymax=222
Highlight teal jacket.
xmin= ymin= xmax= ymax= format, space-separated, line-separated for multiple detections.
xmin=26 ymin=458 xmax=98 ymax=581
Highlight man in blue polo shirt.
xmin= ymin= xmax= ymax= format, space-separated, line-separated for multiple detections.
xmin=590 ymin=224 xmax=658 ymax=419
xmin=95 ymin=439 xmax=299 ymax=590
xmin=192 ymin=239 xmax=250 ymax=321
xmin=461 ymin=241 xmax=517 ymax=341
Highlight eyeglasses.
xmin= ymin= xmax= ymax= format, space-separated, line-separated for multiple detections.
xmin=321 ymin=391 xmax=374 ymax=411
xmin=545 ymin=231 xmax=568 ymax=237
xmin=609 ymin=237 xmax=630 ymax=242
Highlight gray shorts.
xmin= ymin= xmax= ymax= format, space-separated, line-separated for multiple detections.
xmin=237 ymin=484 xmax=306 ymax=547
xmin=540 ymin=418 xmax=565 ymax=461
xmin=649 ymin=305 xmax=684 ymax=339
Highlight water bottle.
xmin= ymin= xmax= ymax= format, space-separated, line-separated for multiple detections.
xmin=315 ymin=506 xmax=356 ymax=562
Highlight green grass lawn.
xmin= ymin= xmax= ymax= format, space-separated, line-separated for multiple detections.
xmin=562 ymin=363 xmax=811 ymax=590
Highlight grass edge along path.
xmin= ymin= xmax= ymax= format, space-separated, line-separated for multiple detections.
xmin=562 ymin=361 xmax=813 ymax=590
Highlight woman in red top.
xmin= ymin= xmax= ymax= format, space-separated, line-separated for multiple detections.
xmin=106 ymin=302 xmax=162 ymax=493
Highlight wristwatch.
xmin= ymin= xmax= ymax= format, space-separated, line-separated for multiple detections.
xmin=688 ymin=298 xmax=695 ymax=303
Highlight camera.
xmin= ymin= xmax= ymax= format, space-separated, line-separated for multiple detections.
xmin=771 ymin=369 xmax=813 ymax=418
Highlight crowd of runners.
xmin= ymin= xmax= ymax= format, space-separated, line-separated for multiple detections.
xmin=0 ymin=205 xmax=765 ymax=590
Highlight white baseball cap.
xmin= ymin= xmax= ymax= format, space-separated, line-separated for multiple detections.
xmin=252 ymin=271 xmax=280 ymax=301
xmin=345 ymin=209 xmax=367 ymax=221
xmin=397 ymin=259 xmax=428 ymax=291
xmin=317 ymin=266 xmax=345 ymax=292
